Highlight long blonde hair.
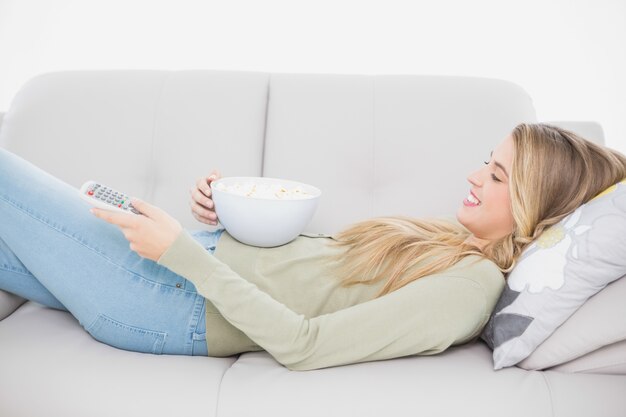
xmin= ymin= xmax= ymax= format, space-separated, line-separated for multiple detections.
xmin=329 ymin=123 xmax=626 ymax=299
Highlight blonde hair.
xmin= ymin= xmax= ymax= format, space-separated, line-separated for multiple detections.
xmin=329 ymin=123 xmax=626 ymax=299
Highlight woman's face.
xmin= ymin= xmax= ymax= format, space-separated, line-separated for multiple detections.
xmin=456 ymin=134 xmax=515 ymax=246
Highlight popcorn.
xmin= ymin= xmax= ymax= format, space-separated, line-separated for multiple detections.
xmin=215 ymin=181 xmax=311 ymax=200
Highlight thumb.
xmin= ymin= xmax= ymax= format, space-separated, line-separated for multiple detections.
xmin=209 ymin=169 xmax=221 ymax=181
xmin=131 ymin=198 xmax=160 ymax=218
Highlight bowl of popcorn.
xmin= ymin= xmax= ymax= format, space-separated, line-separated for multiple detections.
xmin=210 ymin=176 xmax=322 ymax=247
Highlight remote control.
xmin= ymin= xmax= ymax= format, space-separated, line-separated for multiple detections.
xmin=79 ymin=180 xmax=142 ymax=215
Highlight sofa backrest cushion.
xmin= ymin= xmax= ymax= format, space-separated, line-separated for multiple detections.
xmin=0 ymin=71 xmax=536 ymax=232
xmin=0 ymin=70 xmax=269 ymax=229
xmin=517 ymin=273 xmax=626 ymax=373
xmin=549 ymin=338 xmax=626 ymax=375
xmin=262 ymin=74 xmax=537 ymax=233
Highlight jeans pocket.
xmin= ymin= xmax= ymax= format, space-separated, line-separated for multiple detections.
xmin=86 ymin=314 xmax=166 ymax=354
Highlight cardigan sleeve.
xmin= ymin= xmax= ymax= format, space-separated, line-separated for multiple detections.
xmin=157 ymin=230 xmax=499 ymax=371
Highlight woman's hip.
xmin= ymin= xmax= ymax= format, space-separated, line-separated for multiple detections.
xmin=82 ymin=229 xmax=224 ymax=356
xmin=81 ymin=267 xmax=209 ymax=356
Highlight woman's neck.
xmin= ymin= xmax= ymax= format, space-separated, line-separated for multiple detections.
xmin=464 ymin=235 xmax=490 ymax=250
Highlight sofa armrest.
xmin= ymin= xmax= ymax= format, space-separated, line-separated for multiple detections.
xmin=0 ymin=111 xmax=25 ymax=319
xmin=544 ymin=120 xmax=605 ymax=145
xmin=0 ymin=112 xmax=25 ymax=320
xmin=0 ymin=290 xmax=26 ymax=321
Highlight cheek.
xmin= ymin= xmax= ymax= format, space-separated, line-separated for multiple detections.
xmin=494 ymin=189 xmax=514 ymax=224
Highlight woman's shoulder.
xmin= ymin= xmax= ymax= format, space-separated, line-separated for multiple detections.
xmin=440 ymin=255 xmax=505 ymax=298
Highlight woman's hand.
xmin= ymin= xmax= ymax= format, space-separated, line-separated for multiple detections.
xmin=190 ymin=169 xmax=221 ymax=226
xmin=90 ymin=198 xmax=183 ymax=262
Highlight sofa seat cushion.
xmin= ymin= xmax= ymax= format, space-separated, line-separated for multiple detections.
xmin=217 ymin=342 xmax=552 ymax=417
xmin=0 ymin=301 xmax=236 ymax=417
xmin=0 ymin=289 xmax=25 ymax=320
xmin=217 ymin=341 xmax=626 ymax=417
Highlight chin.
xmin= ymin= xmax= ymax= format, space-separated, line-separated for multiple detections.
xmin=456 ymin=209 xmax=477 ymax=235
xmin=455 ymin=208 xmax=468 ymax=229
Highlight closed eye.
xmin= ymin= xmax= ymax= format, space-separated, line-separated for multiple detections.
xmin=484 ymin=160 xmax=501 ymax=182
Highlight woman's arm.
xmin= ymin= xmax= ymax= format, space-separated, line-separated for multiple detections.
xmin=157 ymin=230 xmax=497 ymax=371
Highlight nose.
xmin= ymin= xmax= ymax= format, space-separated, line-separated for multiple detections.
xmin=467 ymin=168 xmax=483 ymax=187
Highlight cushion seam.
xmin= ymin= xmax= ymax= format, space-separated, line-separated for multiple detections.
xmin=539 ymin=372 xmax=556 ymax=417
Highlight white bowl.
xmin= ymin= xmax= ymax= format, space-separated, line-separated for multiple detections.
xmin=210 ymin=176 xmax=322 ymax=247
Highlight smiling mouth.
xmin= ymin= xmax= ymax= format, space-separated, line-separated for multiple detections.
xmin=463 ymin=191 xmax=481 ymax=207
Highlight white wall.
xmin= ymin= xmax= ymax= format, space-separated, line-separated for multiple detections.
xmin=1 ymin=0 xmax=625 ymax=152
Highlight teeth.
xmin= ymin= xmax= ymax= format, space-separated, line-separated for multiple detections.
xmin=467 ymin=193 xmax=481 ymax=205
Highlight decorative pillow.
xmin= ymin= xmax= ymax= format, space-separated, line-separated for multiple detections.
xmin=480 ymin=179 xmax=626 ymax=370
xmin=517 ymin=273 xmax=626 ymax=371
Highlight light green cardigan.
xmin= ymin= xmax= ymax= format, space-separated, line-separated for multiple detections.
xmin=157 ymin=230 xmax=504 ymax=371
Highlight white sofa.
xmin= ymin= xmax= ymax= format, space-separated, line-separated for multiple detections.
xmin=0 ymin=70 xmax=624 ymax=417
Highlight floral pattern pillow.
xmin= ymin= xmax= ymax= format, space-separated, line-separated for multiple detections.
xmin=481 ymin=180 xmax=626 ymax=370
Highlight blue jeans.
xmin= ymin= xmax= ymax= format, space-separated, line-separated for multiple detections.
xmin=0 ymin=146 xmax=225 ymax=356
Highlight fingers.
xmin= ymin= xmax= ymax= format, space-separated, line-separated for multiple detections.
xmin=190 ymin=187 xmax=214 ymax=209
xmin=195 ymin=177 xmax=213 ymax=198
xmin=209 ymin=169 xmax=221 ymax=180
xmin=206 ymin=170 xmax=221 ymax=191
xmin=189 ymin=198 xmax=218 ymax=225
xmin=128 ymin=198 xmax=161 ymax=219
xmin=194 ymin=170 xmax=221 ymax=196
xmin=191 ymin=210 xmax=218 ymax=226
xmin=189 ymin=198 xmax=216 ymax=218
xmin=91 ymin=208 xmax=139 ymax=228
xmin=191 ymin=172 xmax=221 ymax=226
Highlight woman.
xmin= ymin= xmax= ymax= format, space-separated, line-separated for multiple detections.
xmin=0 ymin=123 xmax=624 ymax=371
